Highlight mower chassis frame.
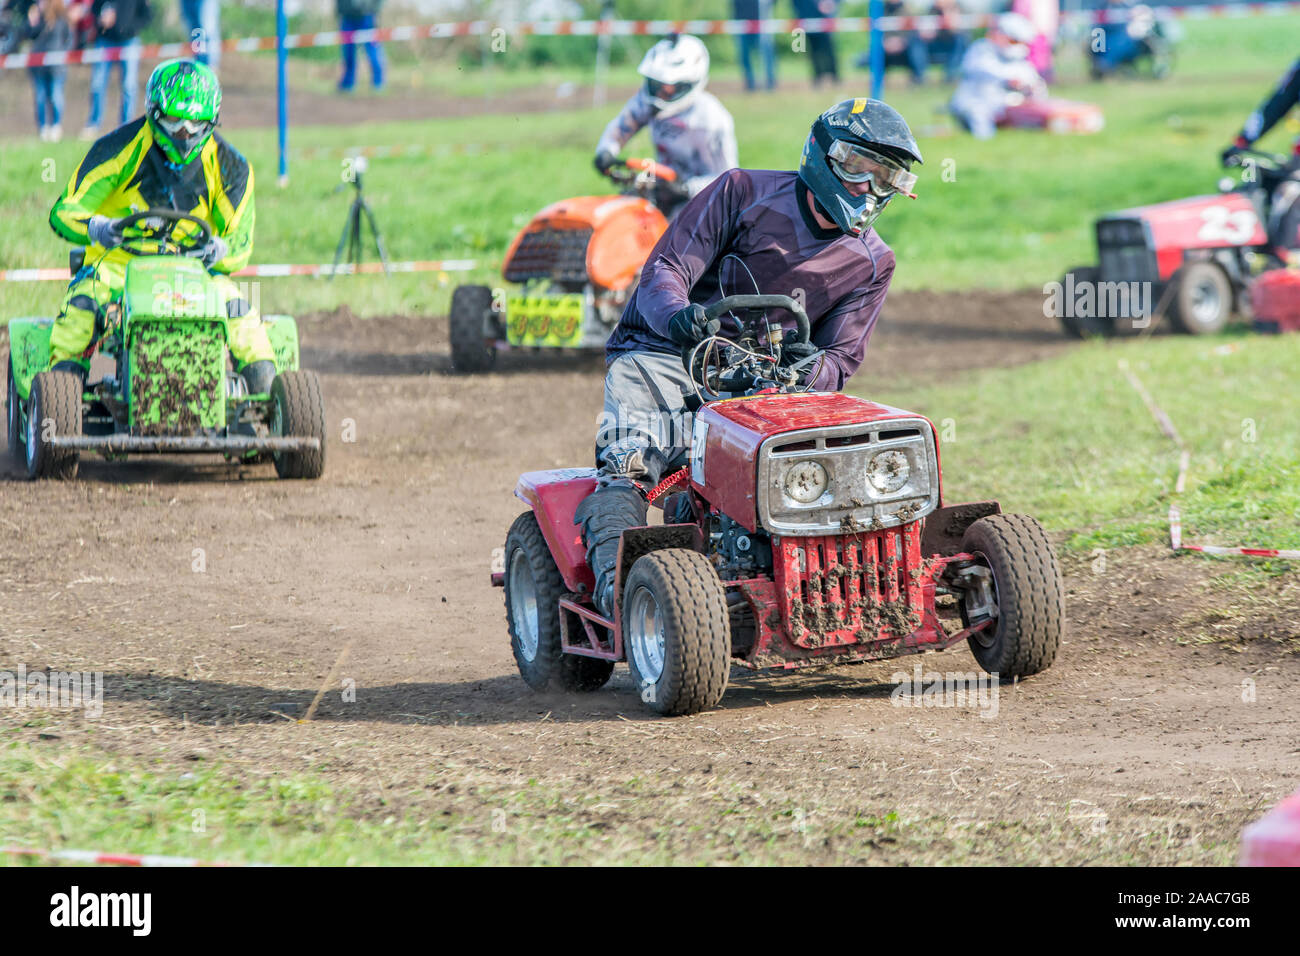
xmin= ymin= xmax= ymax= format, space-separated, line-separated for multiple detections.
xmin=494 ymin=542 xmax=992 ymax=672
xmin=48 ymin=435 xmax=321 ymax=453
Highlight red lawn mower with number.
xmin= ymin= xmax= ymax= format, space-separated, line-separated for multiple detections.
xmin=492 ymin=295 xmax=1064 ymax=716
xmin=448 ymin=158 xmax=675 ymax=372
xmin=998 ymin=97 xmax=1104 ymax=135
xmin=1059 ymin=149 xmax=1290 ymax=338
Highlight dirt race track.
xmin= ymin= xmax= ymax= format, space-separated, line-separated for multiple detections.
xmin=2 ymin=289 xmax=1298 ymax=864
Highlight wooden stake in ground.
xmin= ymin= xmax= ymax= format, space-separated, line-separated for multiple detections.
xmin=302 ymin=640 xmax=354 ymax=723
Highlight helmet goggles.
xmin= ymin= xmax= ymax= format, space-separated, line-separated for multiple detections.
xmin=156 ymin=111 xmax=214 ymax=141
xmin=826 ymin=140 xmax=918 ymax=198
xmin=645 ymin=78 xmax=694 ymax=104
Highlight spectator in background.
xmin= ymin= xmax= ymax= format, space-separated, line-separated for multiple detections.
xmin=875 ymin=0 xmax=923 ymax=85
xmin=83 ymin=0 xmax=151 ymax=140
xmin=793 ymin=0 xmax=840 ymax=87
xmin=337 ymin=0 xmax=385 ymax=92
xmin=67 ymin=0 xmax=92 ymax=48
xmin=68 ymin=0 xmax=91 ymax=47
xmin=1 ymin=1 xmax=33 ymax=55
xmin=1090 ymin=0 xmax=1164 ymax=78
xmin=179 ymin=0 xmax=219 ymax=73
xmin=1011 ymin=0 xmax=1058 ymax=80
xmin=732 ymin=0 xmax=776 ymax=92
xmin=25 ymin=0 xmax=74 ymax=141
xmin=864 ymin=0 xmax=967 ymax=86
xmin=921 ymin=0 xmax=969 ymax=83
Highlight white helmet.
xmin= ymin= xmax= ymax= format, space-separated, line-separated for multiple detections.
xmin=637 ymin=34 xmax=709 ymax=117
xmin=995 ymin=12 xmax=1037 ymax=52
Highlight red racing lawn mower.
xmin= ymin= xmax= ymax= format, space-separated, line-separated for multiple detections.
xmin=1059 ymin=149 xmax=1290 ymax=338
xmin=449 ymin=158 xmax=675 ymax=372
xmin=493 ymin=295 xmax=1064 ymax=715
xmin=999 ymin=98 xmax=1104 ymax=135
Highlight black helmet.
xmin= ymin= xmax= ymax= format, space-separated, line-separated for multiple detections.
xmin=798 ymin=98 xmax=923 ymax=236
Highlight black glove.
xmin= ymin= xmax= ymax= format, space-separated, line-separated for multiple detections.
xmin=86 ymin=214 xmax=125 ymax=249
xmin=779 ymin=340 xmax=824 ymax=384
xmin=667 ymin=303 xmax=718 ymax=349
xmin=1221 ymin=142 xmax=1248 ymax=167
xmin=653 ymin=176 xmax=690 ymax=210
xmin=593 ymin=149 xmax=617 ymax=174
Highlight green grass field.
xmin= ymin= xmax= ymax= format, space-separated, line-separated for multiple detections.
xmin=0 ymin=723 xmax=1237 ymax=866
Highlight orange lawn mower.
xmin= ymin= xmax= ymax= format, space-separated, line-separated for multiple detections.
xmin=448 ymin=158 xmax=677 ymax=372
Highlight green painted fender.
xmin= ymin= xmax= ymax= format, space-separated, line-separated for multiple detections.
xmin=264 ymin=314 xmax=300 ymax=373
xmin=6 ymin=318 xmax=54 ymax=402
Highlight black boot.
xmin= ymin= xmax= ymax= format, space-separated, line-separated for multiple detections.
xmin=241 ymin=360 xmax=276 ymax=395
xmin=573 ymin=480 xmax=648 ymax=619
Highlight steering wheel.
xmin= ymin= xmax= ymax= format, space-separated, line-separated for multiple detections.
xmin=683 ymin=294 xmax=813 ymax=403
xmin=605 ymin=157 xmax=678 ymax=188
xmin=116 ymin=208 xmax=213 ymax=258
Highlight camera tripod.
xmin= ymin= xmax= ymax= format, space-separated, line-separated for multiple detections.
xmin=331 ymin=156 xmax=390 ymax=279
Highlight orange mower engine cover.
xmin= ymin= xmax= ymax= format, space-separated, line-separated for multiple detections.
xmin=447 ymin=157 xmax=672 ymax=372
xmin=491 ymin=294 xmax=1066 ymax=716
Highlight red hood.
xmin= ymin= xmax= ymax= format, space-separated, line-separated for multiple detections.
xmin=706 ymin=392 xmax=922 ymax=437
xmin=694 ymin=392 xmax=938 ymax=532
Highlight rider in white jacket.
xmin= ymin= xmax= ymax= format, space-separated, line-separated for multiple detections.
xmin=594 ymin=35 xmax=739 ymax=215
xmin=949 ymin=13 xmax=1047 ymax=140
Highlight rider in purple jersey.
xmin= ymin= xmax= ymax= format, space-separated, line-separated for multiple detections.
xmin=576 ymin=98 xmax=925 ymax=620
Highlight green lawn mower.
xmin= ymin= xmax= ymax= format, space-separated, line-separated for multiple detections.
xmin=6 ymin=209 xmax=326 ymax=480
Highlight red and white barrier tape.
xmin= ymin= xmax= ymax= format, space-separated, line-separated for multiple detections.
xmin=3 ymin=845 xmax=272 ymax=867
xmin=1119 ymin=358 xmax=1300 ymax=560
xmin=0 ymin=259 xmax=480 ymax=283
xmin=4 ymin=4 xmax=1300 ymax=70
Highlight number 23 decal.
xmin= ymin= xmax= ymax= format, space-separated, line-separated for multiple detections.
xmin=1197 ymin=206 xmax=1259 ymax=244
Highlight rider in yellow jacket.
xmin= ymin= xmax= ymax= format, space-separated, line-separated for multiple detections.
xmin=47 ymin=58 xmax=276 ymax=391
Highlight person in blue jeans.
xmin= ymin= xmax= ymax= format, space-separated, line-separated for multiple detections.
xmin=732 ymin=0 xmax=776 ymax=91
xmin=82 ymin=0 xmax=150 ymax=139
xmin=25 ymin=0 xmax=74 ymax=141
xmin=793 ymin=0 xmax=840 ymax=87
xmin=179 ymin=0 xmax=220 ymax=73
xmin=337 ymin=0 xmax=385 ymax=92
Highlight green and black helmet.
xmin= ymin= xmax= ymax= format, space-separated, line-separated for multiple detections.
xmin=145 ymin=59 xmax=222 ymax=166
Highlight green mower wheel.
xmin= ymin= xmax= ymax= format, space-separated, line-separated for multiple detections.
xmin=270 ymin=370 xmax=326 ymax=480
xmin=25 ymin=370 xmax=82 ymax=480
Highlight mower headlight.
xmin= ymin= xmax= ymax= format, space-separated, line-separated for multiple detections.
xmin=783 ymin=460 xmax=829 ymax=504
xmin=866 ymin=449 xmax=910 ymax=495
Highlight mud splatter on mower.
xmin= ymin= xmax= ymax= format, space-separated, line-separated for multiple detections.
xmin=7 ymin=209 xmax=326 ymax=481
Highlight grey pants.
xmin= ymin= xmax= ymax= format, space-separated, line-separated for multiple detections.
xmin=595 ymin=350 xmax=696 ymax=482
